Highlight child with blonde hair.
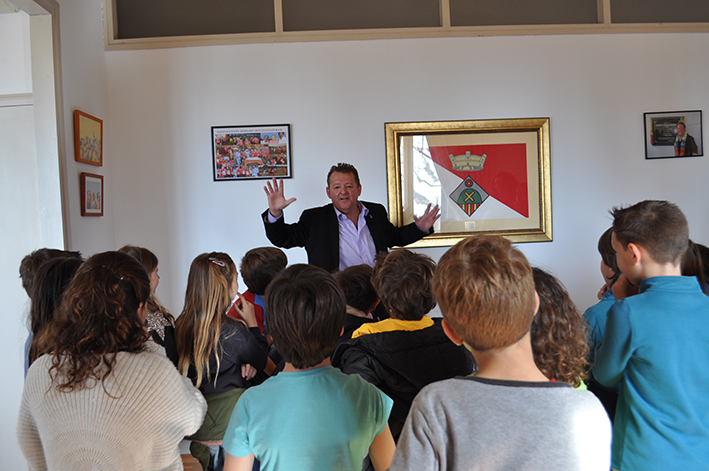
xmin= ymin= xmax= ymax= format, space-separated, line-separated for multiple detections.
xmin=175 ymin=252 xmax=269 ymax=471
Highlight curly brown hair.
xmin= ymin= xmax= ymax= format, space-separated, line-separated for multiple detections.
xmin=530 ymin=267 xmax=589 ymax=388
xmin=37 ymin=251 xmax=151 ymax=392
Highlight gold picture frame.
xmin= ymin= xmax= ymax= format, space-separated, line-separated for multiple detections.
xmin=74 ymin=110 xmax=103 ymax=166
xmin=385 ymin=118 xmax=552 ymax=247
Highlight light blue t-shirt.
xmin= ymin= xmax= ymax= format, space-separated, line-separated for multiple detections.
xmin=223 ymin=365 xmax=393 ymax=471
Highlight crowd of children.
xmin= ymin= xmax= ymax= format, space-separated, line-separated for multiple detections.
xmin=16 ymin=198 xmax=709 ymax=471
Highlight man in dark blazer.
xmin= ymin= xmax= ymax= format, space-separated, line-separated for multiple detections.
xmin=262 ymin=163 xmax=440 ymax=273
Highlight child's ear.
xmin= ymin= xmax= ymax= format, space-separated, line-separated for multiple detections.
xmin=533 ymin=291 xmax=540 ymax=316
xmin=442 ymin=319 xmax=464 ymax=346
xmin=627 ymin=242 xmax=643 ymax=265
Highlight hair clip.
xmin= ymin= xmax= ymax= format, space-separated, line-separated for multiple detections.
xmin=209 ymin=258 xmax=226 ymax=267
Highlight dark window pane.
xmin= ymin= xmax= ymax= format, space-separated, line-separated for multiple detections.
xmin=282 ymin=0 xmax=440 ymax=31
xmin=612 ymin=0 xmax=709 ymax=23
xmin=115 ymin=0 xmax=275 ymax=39
xmin=450 ymin=0 xmax=598 ymax=26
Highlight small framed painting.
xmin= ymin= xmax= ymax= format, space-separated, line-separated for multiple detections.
xmin=80 ymin=172 xmax=104 ymax=217
xmin=212 ymin=124 xmax=292 ymax=181
xmin=74 ymin=110 xmax=103 ymax=166
xmin=644 ymin=110 xmax=703 ymax=159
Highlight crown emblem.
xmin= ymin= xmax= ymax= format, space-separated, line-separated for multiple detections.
xmin=449 ymin=152 xmax=487 ymax=172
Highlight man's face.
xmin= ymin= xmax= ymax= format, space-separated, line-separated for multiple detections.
xmin=326 ymin=171 xmax=361 ymax=216
xmin=677 ymin=123 xmax=686 ymax=138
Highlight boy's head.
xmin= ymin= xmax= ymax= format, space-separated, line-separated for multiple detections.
xmin=597 ymin=227 xmax=620 ymax=287
xmin=433 ymin=235 xmax=535 ymax=351
xmin=265 ymin=264 xmax=346 ymax=369
xmin=332 ymin=264 xmax=379 ymax=314
xmin=240 ymin=247 xmax=288 ymax=295
xmin=371 ymin=249 xmax=436 ymax=320
xmin=611 ymin=200 xmax=688 ymax=266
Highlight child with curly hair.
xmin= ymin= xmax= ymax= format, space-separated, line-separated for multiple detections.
xmin=531 ymin=267 xmax=589 ymax=389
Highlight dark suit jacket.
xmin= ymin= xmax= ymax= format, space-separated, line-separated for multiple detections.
xmin=262 ymin=201 xmax=431 ymax=273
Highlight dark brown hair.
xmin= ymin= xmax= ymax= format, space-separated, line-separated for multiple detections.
xmin=332 ymin=264 xmax=378 ymax=313
xmin=240 ymin=247 xmax=288 ymax=295
xmin=433 ymin=235 xmax=535 ymax=351
xmin=38 ymin=251 xmax=150 ymax=392
xmin=597 ymin=227 xmax=620 ymax=287
xmin=20 ymin=248 xmax=82 ymax=296
xmin=118 ymin=245 xmax=174 ymax=323
xmin=327 ymin=163 xmax=360 ymax=187
xmin=371 ymin=250 xmax=436 ymax=320
xmin=28 ymin=257 xmax=83 ymax=367
xmin=265 ymin=264 xmax=346 ymax=369
xmin=531 ymin=268 xmax=589 ymax=388
xmin=682 ymin=240 xmax=709 ymax=296
xmin=611 ymin=200 xmax=689 ymax=265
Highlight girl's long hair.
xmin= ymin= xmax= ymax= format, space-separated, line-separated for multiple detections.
xmin=531 ymin=268 xmax=589 ymax=388
xmin=118 ymin=245 xmax=174 ymax=322
xmin=175 ymin=252 xmax=235 ymax=388
xmin=37 ymin=251 xmax=150 ymax=392
xmin=28 ymin=256 xmax=83 ymax=366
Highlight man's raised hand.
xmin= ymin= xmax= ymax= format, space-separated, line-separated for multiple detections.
xmin=264 ymin=177 xmax=296 ymax=219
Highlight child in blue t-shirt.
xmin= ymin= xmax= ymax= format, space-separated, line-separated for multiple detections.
xmin=595 ymin=200 xmax=709 ymax=470
xmin=583 ymin=227 xmax=619 ymax=420
xmin=222 ymin=264 xmax=395 ymax=471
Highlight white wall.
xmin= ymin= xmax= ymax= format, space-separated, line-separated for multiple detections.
xmin=59 ymin=0 xmax=114 ymax=254
xmin=105 ymin=33 xmax=709 ymax=316
xmin=0 ymin=11 xmax=42 ymax=471
xmin=0 ymin=12 xmax=32 ymax=94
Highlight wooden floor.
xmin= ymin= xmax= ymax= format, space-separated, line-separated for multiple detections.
xmin=181 ymin=453 xmax=202 ymax=471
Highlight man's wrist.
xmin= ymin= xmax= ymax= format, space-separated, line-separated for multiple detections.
xmin=267 ymin=210 xmax=282 ymax=223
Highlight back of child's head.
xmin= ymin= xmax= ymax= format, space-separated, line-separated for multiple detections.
xmin=240 ymin=247 xmax=287 ymax=295
xmin=371 ymin=249 xmax=436 ymax=320
xmin=20 ymin=248 xmax=82 ymax=296
xmin=28 ymin=256 xmax=84 ymax=366
xmin=611 ymin=200 xmax=689 ymax=265
xmin=265 ymin=264 xmax=346 ymax=369
xmin=118 ymin=244 xmax=173 ymax=321
xmin=333 ymin=264 xmax=378 ymax=313
xmin=433 ymin=234 xmax=535 ymax=351
xmin=40 ymin=251 xmax=150 ymax=391
xmin=597 ymin=227 xmax=620 ymax=287
xmin=682 ymin=240 xmax=709 ymax=295
xmin=531 ymin=267 xmax=589 ymax=387
xmin=175 ymin=252 xmax=236 ymax=386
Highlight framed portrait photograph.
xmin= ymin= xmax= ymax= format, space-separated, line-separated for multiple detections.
xmin=385 ymin=118 xmax=552 ymax=247
xmin=644 ymin=110 xmax=703 ymax=159
xmin=80 ymin=172 xmax=104 ymax=217
xmin=212 ymin=124 xmax=292 ymax=181
xmin=74 ymin=110 xmax=103 ymax=166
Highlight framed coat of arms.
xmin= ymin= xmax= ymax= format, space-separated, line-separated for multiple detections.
xmin=385 ymin=118 xmax=552 ymax=247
